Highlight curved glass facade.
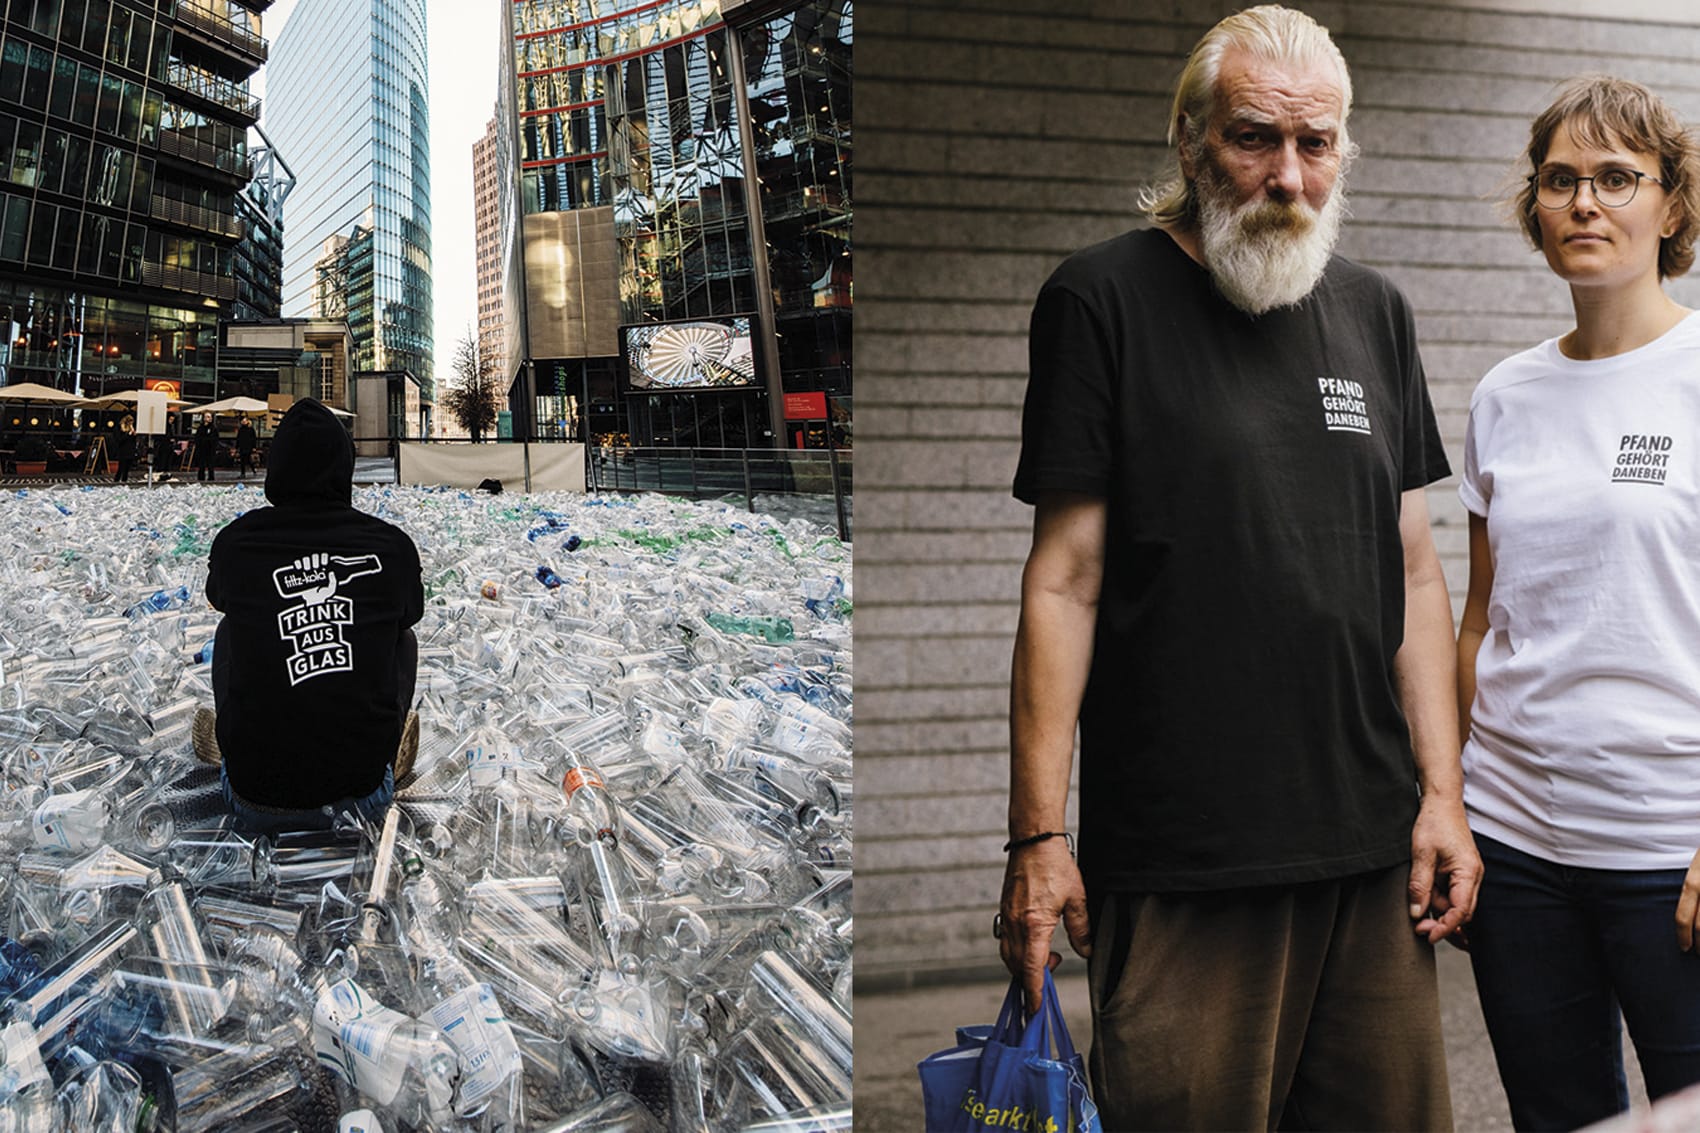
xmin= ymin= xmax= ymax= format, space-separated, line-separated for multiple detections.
xmin=266 ymin=0 xmax=432 ymax=395
xmin=504 ymin=0 xmax=850 ymax=449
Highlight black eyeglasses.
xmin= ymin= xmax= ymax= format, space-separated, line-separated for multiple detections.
xmin=1530 ymin=167 xmax=1666 ymax=210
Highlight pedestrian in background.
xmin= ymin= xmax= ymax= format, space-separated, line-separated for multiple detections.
xmin=192 ymin=413 xmax=218 ymax=482
xmin=236 ymin=416 xmax=257 ymax=478
xmin=112 ymin=414 xmax=136 ymax=483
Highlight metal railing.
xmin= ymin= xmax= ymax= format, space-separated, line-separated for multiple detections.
xmin=139 ymin=261 xmax=238 ymax=301
xmin=591 ymin=444 xmax=852 ymax=541
xmin=150 ymin=195 xmax=241 ymax=239
xmin=156 ymin=130 xmax=253 ymax=179
xmin=162 ymin=62 xmax=261 ymax=121
xmin=174 ymin=1 xmax=268 ymax=62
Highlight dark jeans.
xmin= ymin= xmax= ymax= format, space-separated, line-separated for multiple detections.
xmin=220 ymin=762 xmax=393 ymax=836
xmin=211 ymin=621 xmax=416 ymax=834
xmin=1469 ymin=832 xmax=1700 ymax=1130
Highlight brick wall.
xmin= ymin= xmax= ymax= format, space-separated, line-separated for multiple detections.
xmin=856 ymin=0 xmax=1700 ymax=985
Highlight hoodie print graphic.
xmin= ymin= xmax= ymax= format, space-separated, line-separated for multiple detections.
xmin=273 ymin=552 xmax=382 ymax=685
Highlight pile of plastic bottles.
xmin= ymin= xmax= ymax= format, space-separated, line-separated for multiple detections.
xmin=0 ymin=484 xmax=852 ymax=1131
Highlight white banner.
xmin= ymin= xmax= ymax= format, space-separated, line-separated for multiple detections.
xmin=397 ymin=443 xmax=585 ymax=492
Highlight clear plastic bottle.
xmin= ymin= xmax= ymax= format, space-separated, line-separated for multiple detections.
xmin=730 ymin=747 xmax=846 ymax=816
xmin=401 ymin=862 xmax=523 ymax=1125
xmin=0 ymin=1017 xmax=53 ymax=1130
xmin=29 ymin=787 xmax=114 ymax=852
xmin=311 ymin=977 xmax=461 ymax=1129
xmin=122 ymin=585 xmax=191 ymax=620
xmin=554 ymin=746 xmax=642 ymax=964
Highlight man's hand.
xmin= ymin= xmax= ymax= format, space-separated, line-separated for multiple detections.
xmin=999 ymin=839 xmax=1091 ymax=1015
xmin=1674 ymin=846 xmax=1700 ymax=952
xmin=1408 ymin=794 xmax=1481 ymax=946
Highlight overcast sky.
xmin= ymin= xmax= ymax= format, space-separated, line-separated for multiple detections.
xmin=258 ymin=0 xmax=500 ymax=368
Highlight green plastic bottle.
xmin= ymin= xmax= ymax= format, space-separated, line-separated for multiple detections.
xmin=705 ymin=612 xmax=795 ymax=643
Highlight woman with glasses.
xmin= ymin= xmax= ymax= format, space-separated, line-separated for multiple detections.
xmin=1456 ymin=76 xmax=1700 ymax=1129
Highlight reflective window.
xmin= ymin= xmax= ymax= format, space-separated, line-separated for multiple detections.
xmin=52 ymin=204 xmax=76 ymax=268
xmin=0 ymin=39 xmax=21 ymax=103
xmin=27 ymin=200 xmax=52 ymax=264
xmin=22 ymin=43 xmax=48 ymax=109
xmin=9 ymin=119 xmax=37 ymax=186
xmin=58 ymin=0 xmax=84 ymax=42
xmin=71 ymin=62 xmax=95 ymax=125
xmin=39 ymin=126 xmax=64 ymax=193
xmin=104 ymin=6 xmax=127 ymax=67
xmin=118 ymin=79 xmax=140 ymax=141
xmin=96 ymin=71 xmax=119 ymax=134
xmin=0 ymin=194 xmax=26 ymax=260
xmin=48 ymin=54 xmax=73 ymax=120
xmin=63 ymin=131 xmax=87 ymax=196
xmin=80 ymin=0 xmax=105 ymax=55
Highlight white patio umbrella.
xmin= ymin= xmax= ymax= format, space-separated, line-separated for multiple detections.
xmin=0 ymin=381 xmax=87 ymax=403
xmin=192 ymin=395 xmax=271 ymax=416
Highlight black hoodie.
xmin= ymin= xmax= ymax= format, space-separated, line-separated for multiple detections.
xmin=206 ymin=399 xmax=423 ymax=806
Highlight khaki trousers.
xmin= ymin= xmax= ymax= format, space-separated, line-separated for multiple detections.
xmin=1087 ymin=863 xmax=1452 ymax=1131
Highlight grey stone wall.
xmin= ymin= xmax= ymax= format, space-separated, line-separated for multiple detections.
xmin=856 ymin=0 xmax=1700 ymax=985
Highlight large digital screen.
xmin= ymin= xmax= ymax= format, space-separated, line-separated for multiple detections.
xmin=623 ymin=318 xmax=757 ymax=392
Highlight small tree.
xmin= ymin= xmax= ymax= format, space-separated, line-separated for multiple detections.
xmin=440 ymin=331 xmax=503 ymax=442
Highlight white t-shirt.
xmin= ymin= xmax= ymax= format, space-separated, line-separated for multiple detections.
xmin=1460 ymin=311 xmax=1700 ymax=869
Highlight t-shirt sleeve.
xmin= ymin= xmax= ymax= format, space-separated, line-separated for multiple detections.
xmin=1013 ymin=283 xmax=1117 ymax=503
xmin=1395 ymin=290 xmax=1451 ymax=491
xmin=1457 ymin=402 xmax=1488 ymax=517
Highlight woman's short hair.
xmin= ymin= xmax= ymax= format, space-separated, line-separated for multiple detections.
xmin=1517 ymin=76 xmax=1700 ymax=279
xmin=1140 ymin=5 xmax=1354 ymax=228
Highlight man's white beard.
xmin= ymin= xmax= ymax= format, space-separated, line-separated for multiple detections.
xmin=1195 ymin=165 xmax=1346 ymax=316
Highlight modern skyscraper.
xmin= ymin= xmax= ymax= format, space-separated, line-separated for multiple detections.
xmin=264 ymin=0 xmax=432 ymax=407
xmin=0 ymin=0 xmax=270 ymax=404
xmin=496 ymin=0 xmax=851 ymax=449
xmin=472 ymin=112 xmax=502 ymax=368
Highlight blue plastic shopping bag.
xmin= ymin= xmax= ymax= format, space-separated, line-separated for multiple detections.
xmin=917 ymin=967 xmax=1101 ymax=1132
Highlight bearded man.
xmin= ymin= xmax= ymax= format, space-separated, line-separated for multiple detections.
xmin=998 ymin=7 xmax=1480 ymax=1129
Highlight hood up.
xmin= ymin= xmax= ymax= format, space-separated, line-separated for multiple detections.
xmin=264 ymin=398 xmax=353 ymax=507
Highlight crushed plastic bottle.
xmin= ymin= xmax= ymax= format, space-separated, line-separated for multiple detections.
xmin=0 ymin=485 xmax=851 ymax=1129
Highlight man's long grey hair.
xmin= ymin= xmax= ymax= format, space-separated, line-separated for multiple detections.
xmin=1139 ymin=5 xmax=1358 ymax=228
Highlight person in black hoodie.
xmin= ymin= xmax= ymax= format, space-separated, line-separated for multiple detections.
xmin=191 ymin=413 xmax=219 ymax=482
xmin=195 ymin=398 xmax=422 ymax=833
xmin=235 ymin=417 xmax=257 ymax=478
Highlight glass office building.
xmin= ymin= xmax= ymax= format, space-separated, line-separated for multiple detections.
xmin=498 ymin=0 xmax=851 ymax=449
xmin=264 ymin=0 xmax=431 ymax=405
xmin=0 ymin=0 xmax=270 ymax=405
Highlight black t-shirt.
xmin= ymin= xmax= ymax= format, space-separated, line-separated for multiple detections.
xmin=1015 ymin=227 xmax=1450 ymax=893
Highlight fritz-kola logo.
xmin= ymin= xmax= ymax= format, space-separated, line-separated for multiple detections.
xmin=1317 ymin=377 xmax=1371 ymax=435
xmin=1612 ymin=433 xmax=1673 ymax=485
xmin=273 ymin=552 xmax=381 ymax=686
